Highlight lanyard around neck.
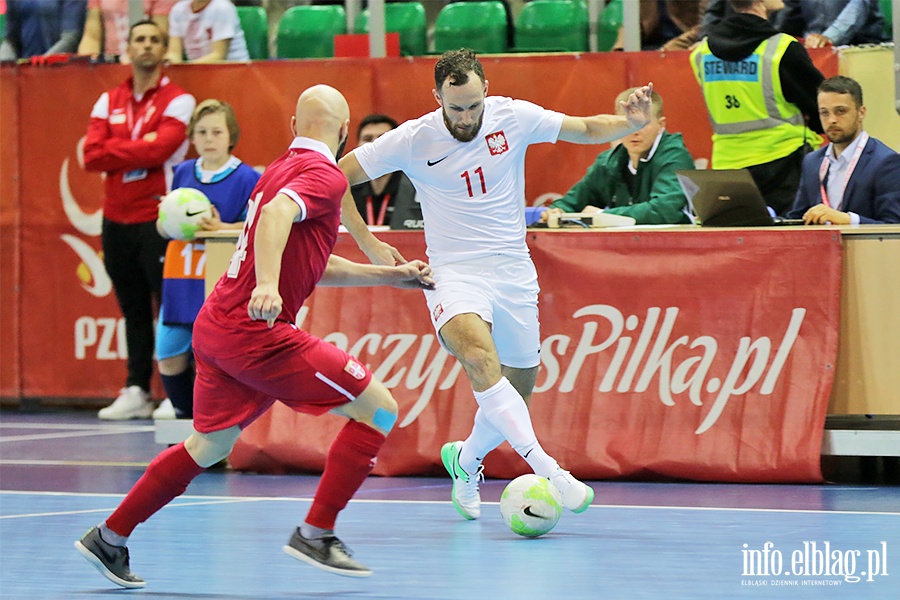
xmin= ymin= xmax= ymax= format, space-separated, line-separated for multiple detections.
xmin=365 ymin=193 xmax=391 ymax=226
xmin=819 ymin=132 xmax=868 ymax=208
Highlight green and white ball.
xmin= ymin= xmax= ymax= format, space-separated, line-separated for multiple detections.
xmin=157 ymin=187 xmax=212 ymax=241
xmin=499 ymin=474 xmax=562 ymax=538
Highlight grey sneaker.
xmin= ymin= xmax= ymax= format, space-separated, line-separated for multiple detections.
xmin=441 ymin=440 xmax=483 ymax=520
xmin=74 ymin=527 xmax=146 ymax=589
xmin=282 ymin=528 xmax=373 ymax=578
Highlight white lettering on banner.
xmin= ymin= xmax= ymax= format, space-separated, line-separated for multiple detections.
xmin=294 ymin=304 xmax=806 ymax=431
xmin=533 ymin=334 xmax=569 ymax=393
xmin=296 ymin=306 xmax=464 ymax=427
xmin=554 ymin=305 xmax=806 ymax=434
xmin=372 ymin=334 xmax=418 ymax=386
xmin=74 ymin=317 xmax=127 ymax=360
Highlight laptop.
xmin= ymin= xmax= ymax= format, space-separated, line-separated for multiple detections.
xmin=676 ymin=169 xmax=805 ymax=227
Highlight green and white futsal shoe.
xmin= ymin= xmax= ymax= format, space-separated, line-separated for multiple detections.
xmin=441 ymin=441 xmax=484 ymax=520
xmin=549 ymin=468 xmax=594 ymax=513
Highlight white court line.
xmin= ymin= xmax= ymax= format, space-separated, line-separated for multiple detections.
xmin=0 ymin=422 xmax=151 ymax=431
xmin=0 ymin=428 xmax=154 ymax=443
xmin=1 ymin=490 xmax=897 ymax=517
xmin=0 ymin=497 xmax=273 ymax=520
xmin=0 ymin=459 xmax=150 ymax=467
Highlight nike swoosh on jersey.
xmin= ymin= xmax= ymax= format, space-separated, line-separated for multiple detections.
xmin=427 ymin=156 xmax=448 ymax=166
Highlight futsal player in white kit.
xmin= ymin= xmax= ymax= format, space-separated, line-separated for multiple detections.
xmin=339 ymin=49 xmax=654 ymax=519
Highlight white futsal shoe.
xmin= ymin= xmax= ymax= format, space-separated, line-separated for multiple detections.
xmin=441 ymin=441 xmax=484 ymax=520
xmin=151 ymin=398 xmax=176 ymax=420
xmin=98 ymin=386 xmax=153 ymax=420
xmin=549 ymin=468 xmax=594 ymax=513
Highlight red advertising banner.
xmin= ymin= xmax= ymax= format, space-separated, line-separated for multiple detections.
xmin=230 ymin=229 xmax=841 ymax=483
xmin=0 ymin=68 xmax=19 ymax=396
xmin=1 ymin=49 xmax=839 ymax=403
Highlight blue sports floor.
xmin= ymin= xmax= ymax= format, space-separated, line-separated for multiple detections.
xmin=1 ymin=410 xmax=898 ymax=599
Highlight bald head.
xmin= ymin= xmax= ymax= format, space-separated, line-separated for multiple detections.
xmin=291 ymin=85 xmax=350 ymax=157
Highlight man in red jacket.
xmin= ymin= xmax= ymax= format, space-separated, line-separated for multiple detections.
xmin=83 ymin=18 xmax=196 ymax=419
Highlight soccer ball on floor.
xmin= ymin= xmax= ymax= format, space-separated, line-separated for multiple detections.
xmin=499 ymin=474 xmax=562 ymax=538
xmin=157 ymin=187 xmax=212 ymax=241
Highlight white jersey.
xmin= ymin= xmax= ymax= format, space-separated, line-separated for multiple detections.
xmin=354 ymin=96 xmax=564 ymax=266
xmin=168 ymin=0 xmax=249 ymax=62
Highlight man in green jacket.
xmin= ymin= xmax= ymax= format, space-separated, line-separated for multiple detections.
xmin=540 ymin=87 xmax=696 ymax=225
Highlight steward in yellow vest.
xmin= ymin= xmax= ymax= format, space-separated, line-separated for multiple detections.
xmin=690 ymin=0 xmax=824 ymax=215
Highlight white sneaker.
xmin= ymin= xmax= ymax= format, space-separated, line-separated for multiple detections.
xmin=98 ymin=386 xmax=153 ymax=420
xmin=549 ymin=469 xmax=594 ymax=513
xmin=152 ymin=398 xmax=176 ymax=420
xmin=441 ymin=441 xmax=483 ymax=520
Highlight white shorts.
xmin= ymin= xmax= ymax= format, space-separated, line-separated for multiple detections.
xmin=423 ymin=255 xmax=541 ymax=369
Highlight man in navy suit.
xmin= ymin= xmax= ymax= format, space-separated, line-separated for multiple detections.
xmin=787 ymin=75 xmax=900 ymax=225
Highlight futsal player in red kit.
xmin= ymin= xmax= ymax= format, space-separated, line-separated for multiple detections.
xmin=75 ymin=85 xmax=434 ymax=586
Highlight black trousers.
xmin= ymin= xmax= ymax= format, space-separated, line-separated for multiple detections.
xmin=101 ymin=218 xmax=167 ymax=392
xmin=748 ymin=144 xmax=813 ymax=217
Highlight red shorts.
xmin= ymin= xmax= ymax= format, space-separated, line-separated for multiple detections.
xmin=191 ymin=306 xmax=373 ymax=433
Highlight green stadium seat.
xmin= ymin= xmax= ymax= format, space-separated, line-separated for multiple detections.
xmin=879 ymin=0 xmax=892 ymax=40
xmin=596 ymin=0 xmax=623 ymax=52
xmin=354 ymin=2 xmax=427 ymax=56
xmin=433 ymin=2 xmax=509 ymax=54
xmin=236 ymin=6 xmax=268 ymax=60
xmin=515 ymin=0 xmax=588 ymax=52
xmin=276 ymin=5 xmax=347 ymax=59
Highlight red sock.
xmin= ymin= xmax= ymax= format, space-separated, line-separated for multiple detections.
xmin=106 ymin=442 xmax=205 ymax=537
xmin=305 ymin=420 xmax=386 ymax=530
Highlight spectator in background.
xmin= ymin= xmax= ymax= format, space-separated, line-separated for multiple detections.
xmin=690 ymin=0 xmax=824 ymax=216
xmin=613 ymin=0 xmax=705 ymax=51
xmin=350 ymin=114 xmax=422 ymax=230
xmin=661 ymin=0 xmax=781 ymax=52
xmin=778 ymin=0 xmax=887 ymax=48
xmin=153 ymin=99 xmax=259 ymax=420
xmin=642 ymin=0 xmax=705 ymax=50
xmin=83 ymin=19 xmax=195 ymax=419
xmin=1 ymin=0 xmax=86 ymax=60
xmin=660 ymin=0 xmax=709 ymax=51
xmin=78 ymin=0 xmax=175 ymax=62
xmin=787 ymin=76 xmax=900 ymax=225
xmin=540 ymin=87 xmax=695 ymax=225
xmin=165 ymin=0 xmax=249 ymax=63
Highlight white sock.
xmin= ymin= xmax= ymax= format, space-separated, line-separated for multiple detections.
xmin=300 ymin=523 xmax=332 ymax=540
xmin=459 ymin=408 xmax=505 ymax=474
xmin=473 ymin=377 xmax=558 ymax=478
xmin=99 ymin=522 xmax=128 ymax=547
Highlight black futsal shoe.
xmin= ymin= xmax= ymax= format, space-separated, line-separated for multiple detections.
xmin=283 ymin=527 xmax=373 ymax=577
xmin=74 ymin=526 xmax=146 ymax=589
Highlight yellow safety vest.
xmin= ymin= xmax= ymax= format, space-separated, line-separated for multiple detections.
xmin=690 ymin=33 xmax=819 ymax=169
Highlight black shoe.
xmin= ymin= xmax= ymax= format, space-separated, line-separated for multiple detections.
xmin=282 ymin=528 xmax=373 ymax=578
xmin=74 ymin=527 xmax=146 ymax=589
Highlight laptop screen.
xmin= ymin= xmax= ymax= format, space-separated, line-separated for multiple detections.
xmin=676 ymin=169 xmax=776 ymax=227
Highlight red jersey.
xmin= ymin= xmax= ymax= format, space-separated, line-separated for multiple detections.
xmin=84 ymin=75 xmax=195 ymax=224
xmin=206 ymin=137 xmax=348 ymax=325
